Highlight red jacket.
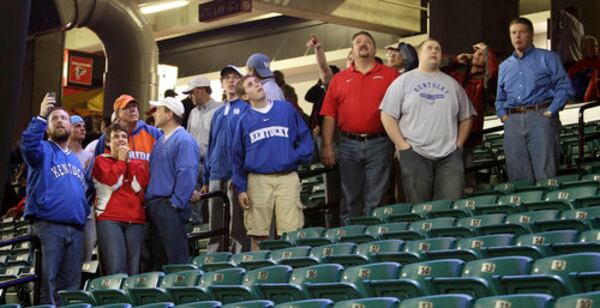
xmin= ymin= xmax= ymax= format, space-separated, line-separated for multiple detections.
xmin=92 ymin=154 xmax=149 ymax=224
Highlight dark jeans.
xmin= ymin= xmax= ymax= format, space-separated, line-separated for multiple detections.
xmin=32 ymin=220 xmax=83 ymax=305
xmin=96 ymin=220 xmax=144 ymax=275
xmin=337 ymin=136 xmax=393 ymax=224
xmin=145 ymin=198 xmax=190 ymax=270
xmin=398 ymin=147 xmax=465 ymax=204
xmin=503 ymin=110 xmax=561 ymax=181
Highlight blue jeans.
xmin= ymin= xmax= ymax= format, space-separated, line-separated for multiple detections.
xmin=503 ymin=110 xmax=561 ymax=181
xmin=145 ymin=198 xmax=190 ymax=270
xmin=337 ymin=136 xmax=393 ymax=224
xmin=96 ymin=220 xmax=144 ymax=275
xmin=32 ymin=220 xmax=83 ymax=305
xmin=398 ymin=147 xmax=465 ymax=203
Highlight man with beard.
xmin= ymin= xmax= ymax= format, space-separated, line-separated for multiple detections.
xmin=21 ymin=94 xmax=90 ymax=304
xmin=320 ymin=31 xmax=399 ymax=224
xmin=194 ymin=65 xmax=250 ymax=253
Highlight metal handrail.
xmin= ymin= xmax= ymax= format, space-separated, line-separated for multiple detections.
xmin=578 ymin=100 xmax=600 ymax=165
xmin=0 ymin=234 xmax=40 ymax=305
xmin=187 ymin=191 xmax=230 ymax=252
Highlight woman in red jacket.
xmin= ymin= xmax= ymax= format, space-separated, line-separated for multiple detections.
xmin=92 ymin=123 xmax=149 ymax=275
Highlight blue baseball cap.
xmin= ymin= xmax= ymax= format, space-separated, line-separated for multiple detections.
xmin=246 ymin=53 xmax=273 ymax=78
xmin=70 ymin=115 xmax=84 ymax=125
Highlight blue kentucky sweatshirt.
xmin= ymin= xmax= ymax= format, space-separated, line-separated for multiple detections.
xmin=203 ymin=98 xmax=249 ymax=184
xmin=232 ymin=100 xmax=314 ymax=192
xmin=21 ymin=117 xmax=90 ymax=226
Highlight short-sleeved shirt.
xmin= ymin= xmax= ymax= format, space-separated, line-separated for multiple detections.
xmin=380 ymin=69 xmax=476 ymax=159
xmin=321 ymin=63 xmax=399 ymax=134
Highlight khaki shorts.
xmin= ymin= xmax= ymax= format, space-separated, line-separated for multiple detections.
xmin=245 ymin=172 xmax=305 ymax=236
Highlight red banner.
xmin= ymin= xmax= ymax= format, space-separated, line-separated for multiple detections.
xmin=68 ymin=55 xmax=93 ymax=86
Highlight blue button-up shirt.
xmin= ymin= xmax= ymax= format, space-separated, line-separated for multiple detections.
xmin=495 ymin=47 xmax=574 ymax=118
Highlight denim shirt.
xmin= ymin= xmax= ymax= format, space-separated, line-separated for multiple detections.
xmin=495 ymin=47 xmax=574 ymax=118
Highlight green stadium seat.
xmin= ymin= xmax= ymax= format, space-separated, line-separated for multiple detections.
xmin=167 ymin=268 xmax=245 ymax=305
xmin=175 ymin=301 xmax=222 ymax=308
xmin=486 ymin=230 xmax=578 ymax=259
xmin=270 ymin=247 xmax=312 ymax=268
xmin=209 ymin=265 xmax=293 ymax=304
xmin=135 ymin=303 xmax=175 ymax=308
xmin=192 ymin=253 xmax=233 ymax=272
xmin=433 ymin=256 xmax=533 ymax=298
xmin=128 ymin=270 xmax=202 ymax=305
xmin=500 ymin=252 xmax=600 ymax=296
xmin=399 ymin=294 xmax=474 ymax=308
xmin=389 ymin=200 xmax=454 ymax=223
xmin=533 ymin=207 xmax=600 ymax=232
xmin=221 ymin=300 xmax=274 ymax=308
xmin=431 ymin=195 xmax=497 ymax=219
xmin=526 ymin=184 xmax=598 ymax=211
xmin=274 ymin=299 xmax=334 ymax=308
xmin=162 ymin=264 xmax=199 ymax=274
xmin=429 ymin=214 xmax=506 ymax=239
xmin=551 ymin=229 xmax=600 ymax=255
xmin=62 ymin=304 xmax=91 ymax=308
xmin=478 ymin=210 xmax=560 ymax=236
xmin=369 ymin=259 xmax=464 ymax=299
xmin=384 ymin=218 xmax=456 ymax=241
xmin=279 ymin=243 xmax=354 ymax=268
xmin=296 ymin=226 xmax=365 ymax=247
xmin=94 ymin=304 xmax=132 ymax=308
xmin=333 ymin=297 xmax=399 ymax=308
xmin=324 ymin=240 xmax=404 ymax=267
xmin=305 ymin=262 xmax=401 ymax=303
xmin=377 ymin=237 xmax=456 ymax=265
xmin=494 ymin=179 xmax=535 ymax=194
xmin=474 ymin=294 xmax=554 ymax=308
xmin=257 ymin=264 xmax=344 ymax=304
xmin=59 ymin=273 xmax=127 ymax=305
xmin=536 ymin=174 xmax=581 ymax=190
xmin=555 ymin=291 xmax=600 ymax=308
xmin=346 ymin=203 xmax=412 ymax=225
xmin=476 ymin=190 xmax=545 ymax=215
xmin=259 ymin=227 xmax=326 ymax=250
xmin=342 ymin=223 xmax=409 ymax=243
xmin=211 ymin=251 xmax=274 ymax=271
xmin=427 ymin=234 xmax=515 ymax=262
xmin=92 ymin=271 xmax=164 ymax=305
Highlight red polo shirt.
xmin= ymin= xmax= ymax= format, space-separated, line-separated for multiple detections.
xmin=320 ymin=62 xmax=399 ymax=134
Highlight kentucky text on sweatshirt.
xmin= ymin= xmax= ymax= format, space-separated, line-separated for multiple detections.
xmin=145 ymin=127 xmax=200 ymax=209
xmin=232 ymin=100 xmax=314 ymax=192
xmin=21 ymin=117 xmax=90 ymax=226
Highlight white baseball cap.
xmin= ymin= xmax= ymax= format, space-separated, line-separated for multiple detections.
xmin=182 ymin=76 xmax=211 ymax=94
xmin=149 ymin=97 xmax=185 ymax=118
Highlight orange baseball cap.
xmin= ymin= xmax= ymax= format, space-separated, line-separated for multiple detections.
xmin=113 ymin=94 xmax=137 ymax=111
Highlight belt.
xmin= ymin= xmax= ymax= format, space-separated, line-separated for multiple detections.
xmin=507 ymin=101 xmax=551 ymax=114
xmin=341 ymin=131 xmax=387 ymax=141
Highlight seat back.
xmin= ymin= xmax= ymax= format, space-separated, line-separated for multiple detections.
xmin=532 ymin=253 xmax=600 ymax=284
xmin=334 ymin=297 xmax=400 ymax=308
xmin=371 ymin=203 xmax=412 ymax=219
xmin=310 ymin=243 xmax=356 ymax=261
xmin=289 ymin=264 xmax=344 ymax=285
xmin=355 ymin=240 xmax=404 ymax=256
xmin=555 ymin=290 xmax=600 ymax=308
xmin=462 ymin=256 xmax=533 ymax=279
xmin=516 ymin=230 xmax=579 ymax=248
xmin=453 ymin=195 xmax=497 ymax=210
xmin=408 ymin=218 xmax=456 ymax=232
xmin=242 ymin=265 xmax=292 ymax=287
xmin=285 ymin=227 xmax=326 ymax=242
xmin=456 ymin=214 xmax=506 ymax=228
xmin=160 ymin=270 xmax=202 ymax=288
xmin=401 ymin=259 xmax=464 ymax=283
xmin=545 ymin=184 xmax=597 ymax=201
xmin=365 ymin=223 xmax=409 ymax=238
xmin=87 ymin=273 xmax=128 ymax=291
xmin=400 ymin=294 xmax=474 ymax=308
xmin=198 ymin=268 xmax=246 ymax=288
xmin=562 ymin=207 xmax=600 ymax=220
xmin=192 ymin=252 xmax=232 ymax=267
xmin=505 ymin=210 xmax=560 ymax=225
xmin=231 ymin=251 xmax=271 ymax=265
xmin=411 ymin=200 xmax=453 ymax=214
xmin=270 ymin=246 xmax=311 ymax=263
xmin=456 ymin=234 xmax=516 ymax=251
xmin=580 ymin=230 xmax=600 ymax=242
xmin=323 ymin=226 xmax=366 ymax=241
xmin=122 ymin=272 xmax=164 ymax=290
xmin=404 ymin=237 xmax=457 ymax=254
xmin=341 ymin=262 xmax=401 ymax=296
xmin=497 ymin=191 xmax=544 ymax=205
xmin=474 ymin=294 xmax=554 ymax=308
